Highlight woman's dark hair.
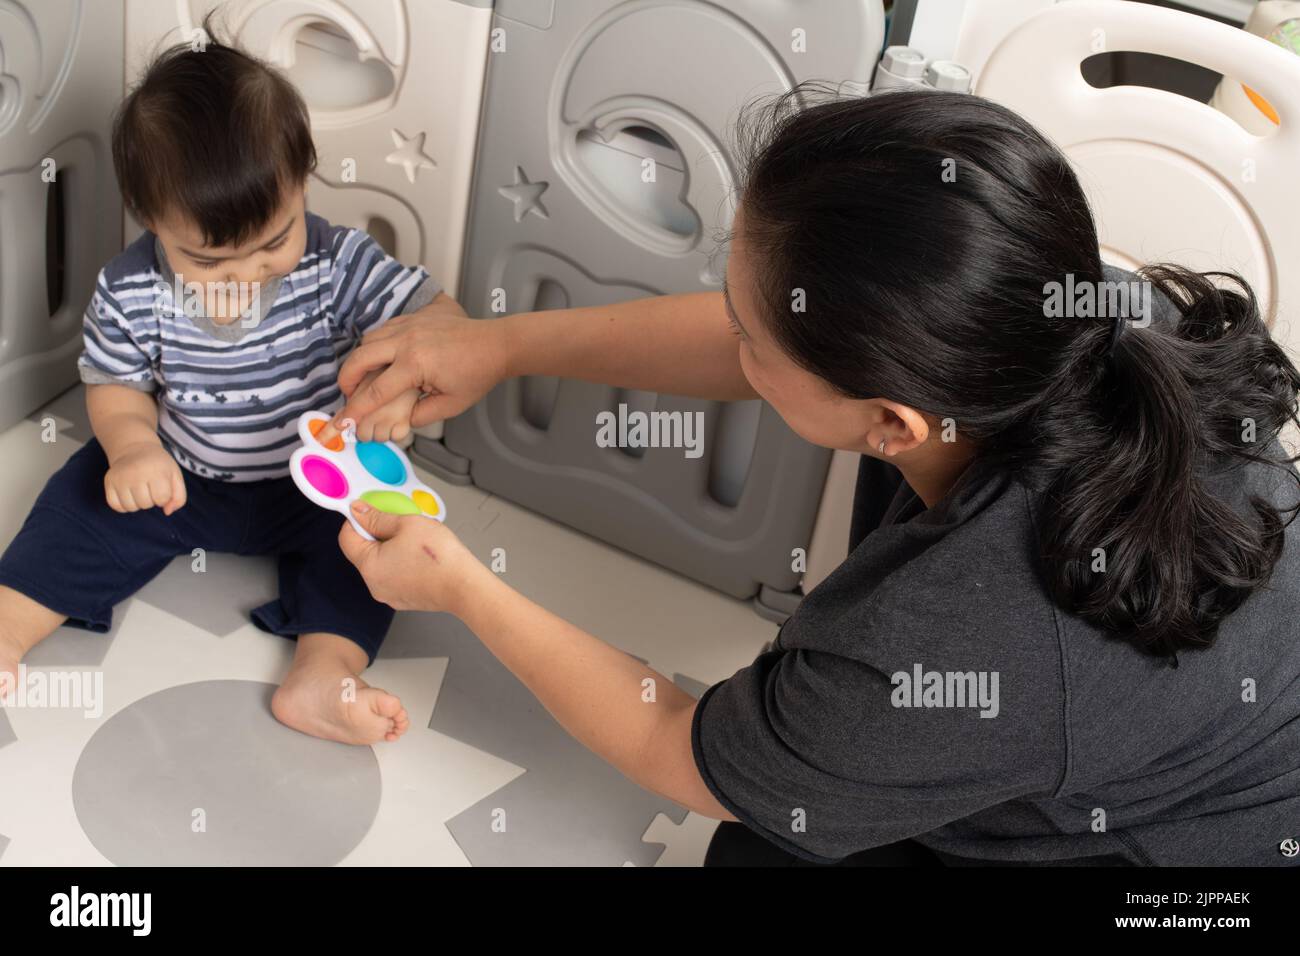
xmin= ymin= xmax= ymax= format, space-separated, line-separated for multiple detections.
xmin=735 ymin=84 xmax=1300 ymax=657
xmin=112 ymin=12 xmax=317 ymax=248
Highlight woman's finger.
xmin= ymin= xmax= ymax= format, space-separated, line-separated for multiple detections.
xmin=348 ymin=500 xmax=404 ymax=541
xmin=331 ymin=362 xmax=420 ymax=436
xmin=336 ymin=336 xmax=402 ymax=399
xmin=318 ymin=357 xmax=420 ymax=449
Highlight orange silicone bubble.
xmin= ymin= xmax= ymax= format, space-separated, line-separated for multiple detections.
xmin=412 ymin=489 xmax=441 ymax=517
xmin=308 ymin=418 xmax=345 ymax=452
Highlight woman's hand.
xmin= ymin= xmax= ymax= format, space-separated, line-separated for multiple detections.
xmin=104 ymin=441 xmax=187 ymax=515
xmin=337 ymin=500 xmax=489 ymax=615
xmin=317 ymin=297 xmax=511 ymax=447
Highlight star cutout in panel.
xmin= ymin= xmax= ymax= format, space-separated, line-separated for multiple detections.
xmin=385 ymin=128 xmax=437 ymax=184
xmin=498 ymin=166 xmax=550 ymax=222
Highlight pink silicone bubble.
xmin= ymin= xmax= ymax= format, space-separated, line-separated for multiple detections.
xmin=301 ymin=455 xmax=349 ymax=499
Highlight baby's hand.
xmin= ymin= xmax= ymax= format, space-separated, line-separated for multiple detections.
xmin=104 ymin=442 xmax=187 ymax=515
xmin=352 ymin=370 xmax=420 ymax=444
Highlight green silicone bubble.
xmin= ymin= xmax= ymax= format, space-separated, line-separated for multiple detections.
xmin=360 ymin=490 xmax=421 ymax=515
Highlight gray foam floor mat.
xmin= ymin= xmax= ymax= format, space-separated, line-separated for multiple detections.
xmin=388 ymin=608 xmax=709 ymax=866
xmin=73 ymin=680 xmax=382 ymax=866
xmin=0 ymin=385 xmax=776 ymax=865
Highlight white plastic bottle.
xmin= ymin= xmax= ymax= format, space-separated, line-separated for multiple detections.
xmin=871 ymin=46 xmax=929 ymax=91
xmin=924 ymin=60 xmax=972 ymax=93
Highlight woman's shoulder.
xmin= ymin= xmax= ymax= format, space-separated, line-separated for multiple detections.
xmin=797 ymin=460 xmax=1056 ymax=659
xmin=780 ymin=464 xmax=1068 ymax=751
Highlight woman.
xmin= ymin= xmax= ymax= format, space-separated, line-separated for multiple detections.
xmin=322 ymin=89 xmax=1300 ymax=866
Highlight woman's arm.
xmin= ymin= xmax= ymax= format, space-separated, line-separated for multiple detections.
xmin=339 ymin=502 xmax=738 ymax=821
xmin=326 ymin=291 xmax=756 ymax=440
xmin=501 ymin=291 xmax=755 ymax=400
xmin=460 ymin=570 xmax=735 ymax=819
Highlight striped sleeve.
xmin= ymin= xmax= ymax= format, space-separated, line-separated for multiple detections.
xmin=77 ymin=276 xmax=157 ymax=392
xmin=328 ymin=227 xmax=439 ymax=337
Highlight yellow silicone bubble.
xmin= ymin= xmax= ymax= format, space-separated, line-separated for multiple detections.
xmin=360 ymin=490 xmax=421 ymax=515
xmin=412 ymin=489 xmax=441 ymax=517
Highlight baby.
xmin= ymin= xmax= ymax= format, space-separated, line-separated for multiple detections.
xmin=0 ymin=34 xmax=447 ymax=744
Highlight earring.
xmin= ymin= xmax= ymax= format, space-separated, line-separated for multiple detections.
xmin=878 ymin=438 xmax=887 ymax=455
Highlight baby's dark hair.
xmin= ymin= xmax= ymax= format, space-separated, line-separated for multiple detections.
xmin=112 ymin=14 xmax=317 ymax=248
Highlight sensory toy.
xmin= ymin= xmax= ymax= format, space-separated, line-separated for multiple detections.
xmin=290 ymin=411 xmax=447 ymax=541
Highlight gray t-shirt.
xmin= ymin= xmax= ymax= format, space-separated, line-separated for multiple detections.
xmin=692 ymin=449 xmax=1300 ymax=866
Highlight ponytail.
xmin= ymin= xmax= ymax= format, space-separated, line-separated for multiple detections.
xmin=1040 ymin=265 xmax=1300 ymax=655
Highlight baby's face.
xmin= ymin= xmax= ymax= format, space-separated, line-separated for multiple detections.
xmin=151 ymin=186 xmax=308 ymax=324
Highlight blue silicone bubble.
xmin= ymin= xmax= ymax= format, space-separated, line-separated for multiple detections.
xmin=355 ymin=440 xmax=406 ymax=485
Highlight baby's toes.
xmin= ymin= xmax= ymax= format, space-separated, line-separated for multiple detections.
xmin=368 ymin=688 xmax=403 ymax=719
xmin=383 ymin=706 xmax=409 ymax=739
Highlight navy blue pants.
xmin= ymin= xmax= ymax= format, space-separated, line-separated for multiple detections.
xmin=0 ymin=438 xmax=393 ymax=662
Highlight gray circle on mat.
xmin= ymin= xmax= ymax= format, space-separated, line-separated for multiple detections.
xmin=72 ymin=680 xmax=380 ymax=865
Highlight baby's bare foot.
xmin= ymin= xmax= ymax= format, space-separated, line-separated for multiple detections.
xmin=272 ymin=667 xmax=410 ymax=745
